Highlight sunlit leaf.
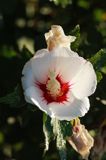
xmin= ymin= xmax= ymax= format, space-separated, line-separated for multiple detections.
xmin=96 ymin=71 xmax=103 ymax=83
xmin=90 ymin=49 xmax=106 ymax=71
xmin=101 ymin=66 xmax=106 ymax=74
xmin=89 ymin=49 xmax=106 ymax=82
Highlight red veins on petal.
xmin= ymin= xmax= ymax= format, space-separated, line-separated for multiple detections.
xmin=36 ymin=74 xmax=70 ymax=104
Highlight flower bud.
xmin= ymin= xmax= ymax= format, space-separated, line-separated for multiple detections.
xmin=67 ymin=119 xmax=94 ymax=160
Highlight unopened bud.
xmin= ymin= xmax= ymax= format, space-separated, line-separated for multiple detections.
xmin=67 ymin=119 xmax=94 ymax=160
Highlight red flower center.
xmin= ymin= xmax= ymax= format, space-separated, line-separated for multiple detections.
xmin=36 ymin=72 xmax=70 ymax=104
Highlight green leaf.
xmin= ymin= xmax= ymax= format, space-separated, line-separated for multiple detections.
xmin=0 ymin=46 xmax=16 ymax=58
xmin=71 ymin=25 xmax=80 ymax=52
xmin=101 ymin=66 xmax=106 ymax=74
xmin=96 ymin=71 xmax=103 ymax=83
xmin=21 ymin=46 xmax=33 ymax=61
xmin=0 ymin=84 xmax=25 ymax=108
xmin=43 ymin=114 xmax=53 ymax=154
xmin=60 ymin=120 xmax=72 ymax=138
xmin=89 ymin=49 xmax=106 ymax=83
xmin=89 ymin=49 xmax=106 ymax=71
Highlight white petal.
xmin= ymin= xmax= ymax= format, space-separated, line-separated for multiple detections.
xmin=24 ymin=86 xmax=51 ymax=115
xmin=72 ymin=61 xmax=97 ymax=99
xmin=49 ymin=47 xmax=79 ymax=57
xmin=24 ymin=86 xmax=90 ymax=121
xmin=48 ymin=95 xmax=90 ymax=121
xmin=31 ymin=47 xmax=86 ymax=83
xmin=35 ymin=49 xmax=48 ymax=56
xmin=68 ymin=49 xmax=79 ymax=57
xmin=22 ymin=60 xmax=34 ymax=90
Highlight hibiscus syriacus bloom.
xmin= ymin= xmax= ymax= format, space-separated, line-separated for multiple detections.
xmin=22 ymin=25 xmax=97 ymax=121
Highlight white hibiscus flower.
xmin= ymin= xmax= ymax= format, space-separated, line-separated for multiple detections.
xmin=22 ymin=25 xmax=97 ymax=121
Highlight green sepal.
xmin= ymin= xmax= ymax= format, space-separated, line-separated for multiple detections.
xmin=43 ymin=116 xmax=73 ymax=159
xmin=51 ymin=118 xmax=67 ymax=160
xmin=43 ymin=113 xmax=53 ymax=154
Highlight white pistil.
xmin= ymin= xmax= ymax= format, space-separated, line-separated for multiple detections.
xmin=46 ymin=71 xmax=61 ymax=98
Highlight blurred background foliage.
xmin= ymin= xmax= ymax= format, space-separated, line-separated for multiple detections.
xmin=0 ymin=0 xmax=106 ymax=159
